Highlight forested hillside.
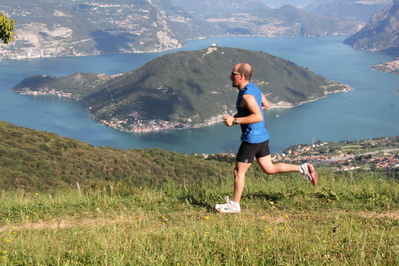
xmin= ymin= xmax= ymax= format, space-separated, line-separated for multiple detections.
xmin=0 ymin=121 xmax=230 ymax=192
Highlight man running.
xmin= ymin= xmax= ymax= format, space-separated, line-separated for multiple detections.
xmin=215 ymin=63 xmax=318 ymax=213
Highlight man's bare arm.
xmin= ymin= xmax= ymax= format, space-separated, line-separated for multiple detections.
xmin=262 ymin=94 xmax=270 ymax=110
xmin=224 ymin=94 xmax=263 ymax=126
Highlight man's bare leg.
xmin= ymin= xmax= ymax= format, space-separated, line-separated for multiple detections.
xmin=257 ymin=155 xmax=299 ymax=174
xmin=233 ymin=161 xmax=252 ymax=204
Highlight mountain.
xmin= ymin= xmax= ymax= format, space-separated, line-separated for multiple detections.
xmin=0 ymin=0 xmax=360 ymax=59
xmin=259 ymin=0 xmax=314 ymax=8
xmin=0 ymin=0 xmax=198 ymax=58
xmin=304 ymin=0 xmax=391 ymax=23
xmin=0 ymin=0 xmax=131 ymax=57
xmin=343 ymin=0 xmax=399 ymax=57
xmin=207 ymin=5 xmax=357 ymax=37
xmin=168 ymin=0 xmax=269 ymax=17
xmin=12 ymin=46 xmax=350 ymax=132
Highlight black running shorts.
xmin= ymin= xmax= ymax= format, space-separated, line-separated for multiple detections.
xmin=236 ymin=140 xmax=270 ymax=164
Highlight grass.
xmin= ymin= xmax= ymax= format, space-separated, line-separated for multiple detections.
xmin=1 ymin=168 xmax=399 ymax=265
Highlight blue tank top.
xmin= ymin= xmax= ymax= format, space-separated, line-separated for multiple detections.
xmin=236 ymin=82 xmax=270 ymax=143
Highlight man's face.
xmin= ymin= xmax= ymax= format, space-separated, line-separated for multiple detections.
xmin=230 ymin=70 xmax=242 ymax=88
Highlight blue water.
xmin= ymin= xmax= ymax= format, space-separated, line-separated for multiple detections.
xmin=0 ymin=36 xmax=398 ymax=154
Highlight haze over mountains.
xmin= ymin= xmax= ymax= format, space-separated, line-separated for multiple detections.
xmin=0 ymin=0 xmax=392 ymax=59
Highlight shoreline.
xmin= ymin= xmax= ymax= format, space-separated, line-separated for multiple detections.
xmin=16 ymin=84 xmax=352 ymax=133
xmin=91 ymin=85 xmax=353 ymax=133
xmin=372 ymin=59 xmax=399 ymax=77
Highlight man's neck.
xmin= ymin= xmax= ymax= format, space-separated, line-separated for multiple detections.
xmin=238 ymin=81 xmax=250 ymax=90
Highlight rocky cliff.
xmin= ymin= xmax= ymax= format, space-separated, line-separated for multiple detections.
xmin=344 ymin=0 xmax=399 ymax=57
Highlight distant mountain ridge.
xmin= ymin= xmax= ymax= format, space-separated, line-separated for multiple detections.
xmin=0 ymin=0 xmax=360 ymax=59
xmin=344 ymin=0 xmax=399 ymax=57
xmin=12 ymin=46 xmax=351 ymax=132
xmin=304 ymin=0 xmax=391 ymax=23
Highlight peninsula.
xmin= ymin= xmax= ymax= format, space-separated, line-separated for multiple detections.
xmin=12 ymin=46 xmax=351 ymax=133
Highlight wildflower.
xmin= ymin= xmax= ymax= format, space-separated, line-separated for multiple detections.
xmin=5 ymin=240 xmax=10 ymax=243
xmin=35 ymin=193 xmax=39 ymax=196
xmin=2 ymin=251 xmax=6 ymax=254
xmin=205 ymin=216 xmax=210 ymax=220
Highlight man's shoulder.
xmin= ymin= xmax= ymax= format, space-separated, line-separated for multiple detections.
xmin=243 ymin=82 xmax=260 ymax=93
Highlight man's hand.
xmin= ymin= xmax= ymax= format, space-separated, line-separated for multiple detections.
xmin=223 ymin=116 xmax=235 ymax=126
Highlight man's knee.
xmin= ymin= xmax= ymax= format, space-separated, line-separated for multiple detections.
xmin=260 ymin=165 xmax=276 ymax=175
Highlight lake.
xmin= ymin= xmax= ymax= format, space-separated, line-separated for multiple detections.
xmin=0 ymin=36 xmax=398 ymax=154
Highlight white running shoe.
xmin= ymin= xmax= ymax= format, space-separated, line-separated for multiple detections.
xmin=215 ymin=196 xmax=241 ymax=213
xmin=300 ymin=163 xmax=318 ymax=186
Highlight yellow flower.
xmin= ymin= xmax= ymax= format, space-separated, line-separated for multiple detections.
xmin=2 ymin=251 xmax=6 ymax=254
xmin=205 ymin=216 xmax=210 ymax=220
xmin=5 ymin=240 xmax=10 ymax=243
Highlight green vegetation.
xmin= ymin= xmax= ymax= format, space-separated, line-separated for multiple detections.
xmin=13 ymin=47 xmax=348 ymax=130
xmin=0 ymin=11 xmax=17 ymax=44
xmin=286 ymin=137 xmax=399 ymax=156
xmin=1 ymin=121 xmax=399 ymax=264
xmin=1 ymin=167 xmax=399 ymax=265
xmin=0 ymin=121 xmax=229 ymax=192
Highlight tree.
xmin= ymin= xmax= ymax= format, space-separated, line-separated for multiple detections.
xmin=0 ymin=12 xmax=17 ymax=44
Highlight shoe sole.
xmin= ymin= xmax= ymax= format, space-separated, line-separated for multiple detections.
xmin=215 ymin=208 xmax=240 ymax=214
xmin=308 ymin=164 xmax=318 ymax=186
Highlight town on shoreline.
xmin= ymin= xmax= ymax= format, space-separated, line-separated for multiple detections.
xmin=18 ymin=83 xmax=352 ymax=133
xmin=205 ymin=136 xmax=399 ymax=171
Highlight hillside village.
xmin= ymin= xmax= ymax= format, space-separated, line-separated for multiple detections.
xmin=203 ymin=136 xmax=399 ymax=172
xmin=272 ymin=137 xmax=399 ymax=171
